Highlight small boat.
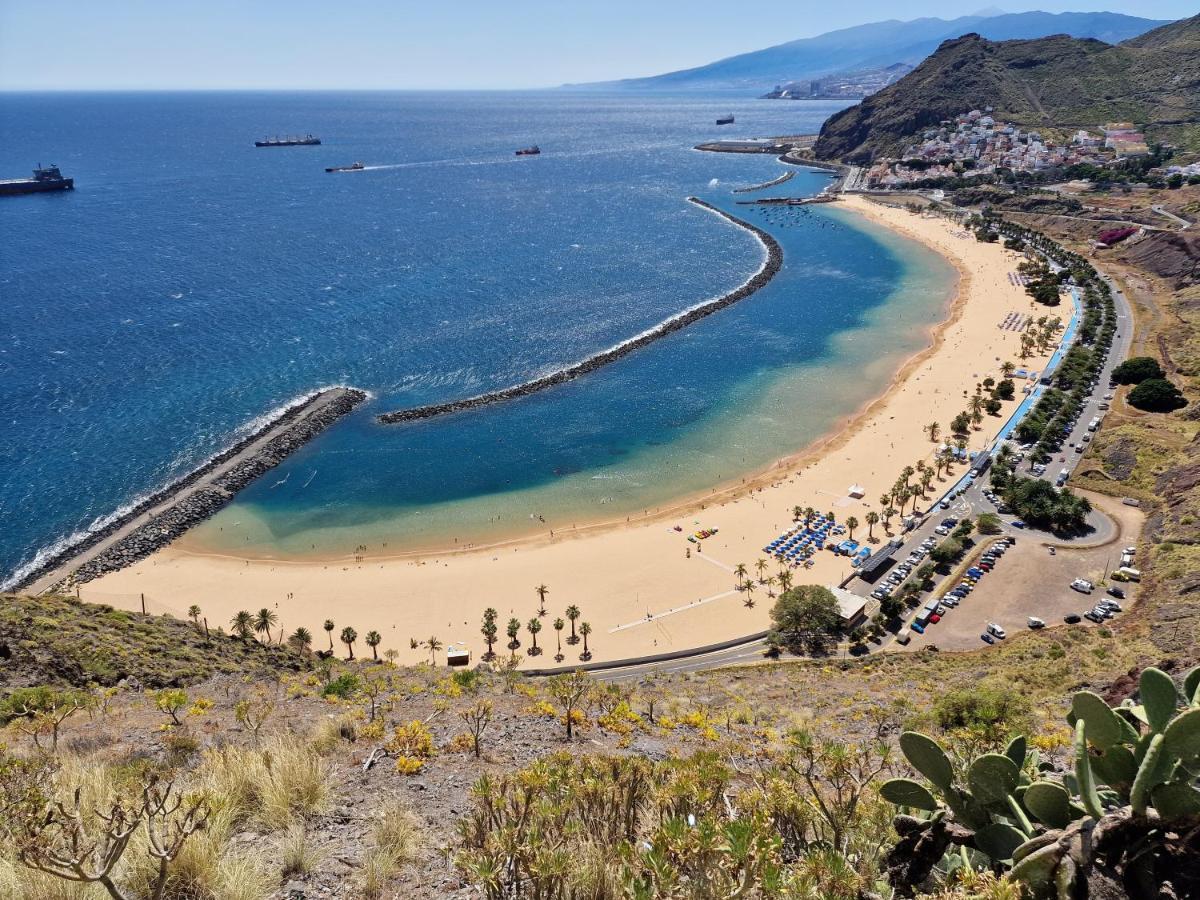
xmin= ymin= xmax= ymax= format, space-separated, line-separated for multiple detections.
xmin=716 ymin=115 xmax=735 ymax=125
xmin=515 ymin=146 xmax=541 ymax=156
xmin=325 ymin=162 xmax=365 ymax=173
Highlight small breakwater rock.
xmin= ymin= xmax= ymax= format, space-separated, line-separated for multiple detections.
xmin=377 ymin=198 xmax=782 ymax=425
xmin=11 ymin=387 xmax=367 ymax=592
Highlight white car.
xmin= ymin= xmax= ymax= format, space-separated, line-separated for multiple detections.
xmin=1071 ymin=579 xmax=1095 ymax=594
xmin=987 ymin=623 xmax=1007 ymax=639
xmin=1027 ymin=617 xmax=1045 ymax=629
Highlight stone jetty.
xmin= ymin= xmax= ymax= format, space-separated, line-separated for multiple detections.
xmin=378 ymin=198 xmax=782 ymax=425
xmin=732 ymin=170 xmax=795 ymax=194
xmin=13 ymin=387 xmax=367 ymax=593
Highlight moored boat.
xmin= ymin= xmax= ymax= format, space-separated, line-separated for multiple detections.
xmin=0 ymin=164 xmax=74 ymax=196
xmin=716 ymin=114 xmax=735 ymax=125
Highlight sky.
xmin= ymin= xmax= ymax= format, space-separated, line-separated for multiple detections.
xmin=0 ymin=0 xmax=1194 ymax=90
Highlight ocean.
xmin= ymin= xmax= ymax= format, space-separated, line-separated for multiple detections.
xmin=0 ymin=91 xmax=955 ymax=581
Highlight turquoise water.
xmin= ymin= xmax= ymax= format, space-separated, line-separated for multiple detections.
xmin=0 ymin=92 xmax=953 ymax=578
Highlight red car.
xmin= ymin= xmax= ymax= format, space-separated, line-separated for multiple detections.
xmin=929 ymin=614 xmax=942 ymax=624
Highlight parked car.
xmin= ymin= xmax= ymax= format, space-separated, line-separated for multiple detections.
xmin=1107 ymin=586 xmax=1126 ymax=599
xmin=1064 ymin=614 xmax=1082 ymax=624
xmin=929 ymin=614 xmax=942 ymax=624
xmin=1071 ymin=579 xmax=1095 ymax=594
xmin=911 ymin=622 xmax=926 ymax=634
xmin=1012 ymin=520 xmax=1027 ymax=529
xmin=1028 ymin=617 xmax=1045 ymax=629
xmin=1084 ymin=611 xmax=1104 ymax=623
xmin=986 ymin=622 xmax=1007 ymax=639
xmin=980 ymin=633 xmax=995 ymax=645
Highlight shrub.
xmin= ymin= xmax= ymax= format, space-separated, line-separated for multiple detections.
xmin=932 ymin=682 xmax=1033 ymax=747
xmin=767 ymin=585 xmax=843 ymax=654
xmin=321 ymin=672 xmax=360 ymax=700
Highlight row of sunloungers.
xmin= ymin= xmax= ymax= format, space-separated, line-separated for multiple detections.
xmin=763 ymin=516 xmax=847 ymax=568
xmin=999 ymin=311 xmax=1031 ymax=331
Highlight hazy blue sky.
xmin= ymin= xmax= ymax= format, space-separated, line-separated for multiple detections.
xmin=1 ymin=0 xmax=1193 ymax=90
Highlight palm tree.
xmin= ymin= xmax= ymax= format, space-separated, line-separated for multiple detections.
xmin=188 ymin=605 xmax=201 ymax=628
xmin=755 ymin=558 xmax=769 ymax=583
xmin=733 ymin=562 xmax=748 ymax=582
xmin=527 ymin=618 xmax=542 ymax=656
xmin=878 ymin=494 xmax=892 ymax=515
xmin=845 ymin=516 xmax=859 ymax=541
xmin=254 ymin=608 xmax=278 ymax=644
xmin=231 ymin=610 xmax=254 ymax=640
xmin=742 ymin=581 xmax=756 ymax=609
xmin=579 ymin=622 xmax=592 ymax=661
xmin=565 ymin=605 xmax=581 ymax=645
xmin=506 ymin=617 xmax=521 ymax=651
xmin=901 ymin=466 xmax=915 ymax=489
xmin=323 ymin=619 xmax=335 ymax=651
xmin=365 ymin=630 xmax=382 ymax=660
xmin=884 ymin=506 xmax=898 ymax=530
xmin=791 ymin=505 xmax=803 ymax=521
xmin=340 ymin=626 xmax=357 ymax=660
xmin=1001 ymin=360 xmax=1016 ymax=378
xmin=534 ymin=584 xmax=549 ymax=617
xmin=553 ymin=618 xmax=565 ymax=662
xmin=865 ymin=511 xmax=879 ymax=540
xmin=424 ymin=636 xmax=442 ymax=666
xmin=481 ymin=608 xmax=498 ymax=661
xmin=289 ymin=627 xmax=312 ymax=653
xmin=925 ymin=421 xmax=941 ymax=443
xmin=776 ymin=570 xmax=793 ymax=592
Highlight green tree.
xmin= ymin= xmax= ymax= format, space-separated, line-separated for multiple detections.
xmin=481 ymin=608 xmax=498 ymax=661
xmin=545 ymin=670 xmax=589 ymax=740
xmin=230 ymin=611 xmax=254 ymax=640
xmin=553 ymin=617 xmax=565 ymax=662
xmin=1112 ymin=356 xmax=1164 ymax=384
xmin=253 ymin=608 xmax=277 ymax=644
xmin=925 ymin=421 xmax=941 ymax=443
xmin=187 ymin=605 xmax=201 ymax=629
xmin=865 ymin=511 xmax=879 ymax=540
xmin=323 ymin=619 xmax=336 ymax=651
xmin=565 ymin=605 xmax=581 ymax=645
xmin=340 ymin=626 xmax=358 ymax=660
xmin=424 ymin=635 xmax=442 ymax=666
xmin=579 ymin=622 xmax=592 ymax=661
xmin=1127 ymin=377 xmax=1186 ymax=412
xmin=534 ymin=584 xmax=549 ymax=617
xmin=767 ymin=585 xmax=842 ymax=655
xmin=526 ymin=618 xmax=542 ymax=656
xmin=365 ymin=630 xmax=382 ymax=660
xmin=506 ymin=617 xmax=521 ymax=651
xmin=289 ymin=627 xmax=313 ymax=652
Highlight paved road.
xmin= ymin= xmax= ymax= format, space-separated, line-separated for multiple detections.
xmin=841 ymin=262 xmax=1136 ymax=631
xmin=1151 ymin=204 xmax=1192 ymax=230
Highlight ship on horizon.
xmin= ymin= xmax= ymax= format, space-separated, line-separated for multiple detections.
xmin=515 ymin=145 xmax=541 ymax=156
xmin=255 ymin=134 xmax=321 ymax=147
xmin=325 ymin=162 xmax=365 ymax=173
xmin=716 ymin=114 xmax=735 ymax=125
xmin=0 ymin=164 xmax=74 ymax=197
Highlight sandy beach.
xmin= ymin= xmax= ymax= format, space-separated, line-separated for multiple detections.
xmin=81 ymin=196 xmax=1057 ymax=666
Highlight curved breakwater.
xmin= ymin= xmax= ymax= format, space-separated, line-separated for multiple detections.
xmin=8 ymin=387 xmax=367 ymax=593
xmin=378 ymin=198 xmax=783 ymax=425
xmin=733 ymin=170 xmax=795 ymax=194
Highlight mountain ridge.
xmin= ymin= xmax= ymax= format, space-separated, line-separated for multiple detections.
xmin=564 ymin=11 xmax=1169 ymax=92
xmin=812 ymin=14 xmax=1200 ymax=163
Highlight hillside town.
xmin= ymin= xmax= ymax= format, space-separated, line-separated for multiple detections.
xmin=864 ymin=108 xmax=1149 ymax=187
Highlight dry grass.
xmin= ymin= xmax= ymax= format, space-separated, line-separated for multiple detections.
xmin=198 ymin=734 xmax=331 ymax=830
xmin=357 ymin=797 xmax=422 ymax=899
xmin=278 ymin=823 xmax=325 ymax=878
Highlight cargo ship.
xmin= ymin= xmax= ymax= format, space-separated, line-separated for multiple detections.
xmin=0 ymin=164 xmax=74 ymax=197
xmin=515 ymin=145 xmax=541 ymax=156
xmin=716 ymin=115 xmax=735 ymax=125
xmin=325 ymin=162 xmax=365 ymax=173
xmin=255 ymin=134 xmax=321 ymax=147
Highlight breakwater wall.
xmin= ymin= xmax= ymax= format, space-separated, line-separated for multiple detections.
xmin=733 ymin=170 xmax=795 ymax=194
xmin=378 ymin=198 xmax=782 ymax=425
xmin=10 ymin=387 xmax=367 ymax=593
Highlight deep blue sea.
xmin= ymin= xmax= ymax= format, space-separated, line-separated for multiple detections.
xmin=0 ymin=92 xmax=953 ymax=580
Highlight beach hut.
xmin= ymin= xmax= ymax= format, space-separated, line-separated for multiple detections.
xmin=847 ymin=484 xmax=866 ymax=499
xmin=446 ymin=644 xmax=471 ymax=667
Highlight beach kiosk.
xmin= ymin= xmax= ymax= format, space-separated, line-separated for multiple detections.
xmin=446 ymin=644 xmax=471 ymax=667
xmin=847 ymin=484 xmax=866 ymax=499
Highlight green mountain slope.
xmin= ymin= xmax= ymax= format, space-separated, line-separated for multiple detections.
xmin=814 ymin=14 xmax=1200 ymax=163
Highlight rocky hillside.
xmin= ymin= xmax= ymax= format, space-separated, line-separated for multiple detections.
xmin=814 ymin=14 xmax=1200 ymax=162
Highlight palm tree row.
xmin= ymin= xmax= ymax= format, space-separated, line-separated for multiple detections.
xmin=480 ymin=595 xmax=590 ymax=665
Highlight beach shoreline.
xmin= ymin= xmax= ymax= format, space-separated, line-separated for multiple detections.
xmin=80 ymin=196 xmax=1055 ymax=668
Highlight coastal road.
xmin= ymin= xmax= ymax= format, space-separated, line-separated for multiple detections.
xmin=17 ymin=387 xmax=362 ymax=596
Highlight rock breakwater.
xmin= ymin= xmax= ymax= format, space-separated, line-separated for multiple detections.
xmin=378 ymin=198 xmax=782 ymax=425
xmin=733 ymin=170 xmax=795 ymax=194
xmin=10 ymin=387 xmax=367 ymax=593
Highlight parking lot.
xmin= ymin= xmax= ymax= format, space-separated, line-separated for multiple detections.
xmin=900 ymin=529 xmax=1139 ymax=652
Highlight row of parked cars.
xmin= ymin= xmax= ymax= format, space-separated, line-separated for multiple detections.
xmin=869 ymin=536 xmax=936 ymax=602
xmin=904 ymin=536 xmax=1017 ymax=640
